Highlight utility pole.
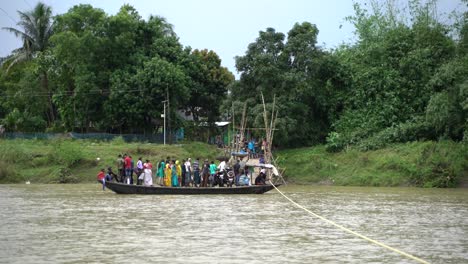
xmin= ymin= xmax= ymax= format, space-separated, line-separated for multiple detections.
xmin=167 ymin=88 xmax=171 ymax=144
xmin=162 ymin=100 xmax=167 ymax=145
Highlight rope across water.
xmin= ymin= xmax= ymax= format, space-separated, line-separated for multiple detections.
xmin=270 ymin=183 xmax=430 ymax=264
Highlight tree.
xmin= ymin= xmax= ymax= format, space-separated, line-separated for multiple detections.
xmin=327 ymin=0 xmax=460 ymax=150
xmin=50 ymin=4 xmax=108 ymax=131
xmin=2 ymin=2 xmax=53 ymax=69
xmin=185 ymin=49 xmax=234 ymax=122
xmin=2 ymin=2 xmax=56 ymax=126
xmin=231 ymin=24 xmax=336 ymax=146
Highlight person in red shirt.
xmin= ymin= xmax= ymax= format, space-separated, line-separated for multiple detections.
xmin=97 ymin=168 xmax=106 ymax=190
xmin=124 ymin=154 xmax=132 ymax=184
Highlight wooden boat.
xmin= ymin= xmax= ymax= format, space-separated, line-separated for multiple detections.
xmin=104 ymin=181 xmax=279 ymax=195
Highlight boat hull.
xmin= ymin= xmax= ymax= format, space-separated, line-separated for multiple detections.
xmin=104 ymin=181 xmax=278 ymax=195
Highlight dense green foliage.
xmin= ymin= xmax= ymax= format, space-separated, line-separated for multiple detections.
xmin=325 ymin=0 xmax=468 ymax=151
xmin=1 ymin=3 xmax=233 ymax=134
xmin=0 ymin=138 xmax=222 ymax=183
xmin=228 ymin=0 xmax=467 ymax=148
xmin=1 ymin=1 xmax=467 ymax=151
xmin=278 ymin=140 xmax=468 ymax=187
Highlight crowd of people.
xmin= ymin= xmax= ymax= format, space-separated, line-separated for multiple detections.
xmin=97 ymin=153 xmax=268 ymax=188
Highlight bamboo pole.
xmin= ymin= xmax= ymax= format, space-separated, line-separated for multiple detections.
xmin=261 ymin=93 xmax=270 ymax=164
xmin=270 ymin=110 xmax=279 ymax=149
xmin=231 ymin=102 xmax=235 ymax=152
xmin=269 ymin=95 xmax=276 ymax=143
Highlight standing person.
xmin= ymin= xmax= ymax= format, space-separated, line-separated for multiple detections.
xmin=248 ymin=140 xmax=255 ymax=158
xmin=176 ymin=160 xmax=182 ymax=186
xmin=217 ymin=159 xmax=227 ymax=186
xmin=164 ymin=161 xmax=172 ymax=187
xmin=143 ymin=160 xmax=153 ymax=186
xmin=233 ymin=159 xmax=240 ymax=185
xmin=116 ymin=154 xmax=124 ymax=182
xmin=156 ymin=159 xmax=165 ymax=186
xmin=136 ymin=157 xmax=144 ymax=185
xmin=184 ymin=158 xmax=192 ymax=187
xmin=124 ymin=154 xmax=132 ymax=184
xmin=201 ymin=159 xmax=210 ymax=187
xmin=193 ymin=158 xmax=200 ymax=187
xmin=209 ymin=161 xmax=217 ymax=187
xmin=217 ymin=159 xmax=226 ymax=172
xmin=181 ymin=159 xmax=186 ymax=187
xmin=171 ymin=160 xmax=179 ymax=187
xmin=129 ymin=156 xmax=134 ymax=184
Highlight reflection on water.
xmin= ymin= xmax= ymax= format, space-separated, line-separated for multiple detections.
xmin=0 ymin=184 xmax=467 ymax=263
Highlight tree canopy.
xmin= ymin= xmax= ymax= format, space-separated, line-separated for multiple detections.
xmin=226 ymin=0 xmax=467 ymax=148
xmin=1 ymin=1 xmax=466 ymax=150
xmin=1 ymin=2 xmax=233 ymax=134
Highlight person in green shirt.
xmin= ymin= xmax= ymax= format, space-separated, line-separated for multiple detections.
xmin=209 ymin=161 xmax=217 ymax=187
xmin=156 ymin=159 xmax=165 ymax=186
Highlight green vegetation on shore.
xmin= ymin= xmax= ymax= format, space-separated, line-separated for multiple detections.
xmin=2 ymin=1 xmax=467 ymax=150
xmin=278 ymin=141 xmax=467 ymax=188
xmin=0 ymin=138 xmax=223 ymax=184
xmin=1 ymin=138 xmax=466 ymax=187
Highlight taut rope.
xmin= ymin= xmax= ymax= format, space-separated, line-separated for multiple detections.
xmin=270 ymin=183 xmax=430 ymax=264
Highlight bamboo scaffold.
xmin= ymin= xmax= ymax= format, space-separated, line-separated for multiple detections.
xmin=228 ymin=94 xmax=286 ymax=185
xmin=260 ymin=93 xmax=286 ymax=185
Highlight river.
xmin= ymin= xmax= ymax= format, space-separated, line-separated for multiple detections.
xmin=0 ymin=184 xmax=467 ymax=263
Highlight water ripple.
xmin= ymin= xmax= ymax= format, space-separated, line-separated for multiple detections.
xmin=0 ymin=185 xmax=467 ymax=263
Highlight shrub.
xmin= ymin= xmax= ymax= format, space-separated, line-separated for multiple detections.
xmin=0 ymin=141 xmax=34 ymax=164
xmin=54 ymin=167 xmax=78 ymax=183
xmin=0 ymin=161 xmax=19 ymax=183
xmin=325 ymin=132 xmax=345 ymax=152
xmin=356 ymin=117 xmax=433 ymax=151
xmin=48 ymin=140 xmax=85 ymax=167
xmin=410 ymin=142 xmax=467 ymax=187
xmin=111 ymin=136 xmax=126 ymax=145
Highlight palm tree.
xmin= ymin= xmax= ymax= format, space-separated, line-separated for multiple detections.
xmin=2 ymin=2 xmax=55 ymax=124
xmin=2 ymin=2 xmax=53 ymax=69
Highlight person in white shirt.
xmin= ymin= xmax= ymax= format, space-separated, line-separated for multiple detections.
xmin=184 ymin=158 xmax=192 ymax=186
xmin=136 ymin=157 xmax=144 ymax=185
xmin=218 ymin=160 xmax=226 ymax=172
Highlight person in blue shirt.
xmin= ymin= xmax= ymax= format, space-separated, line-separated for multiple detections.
xmin=248 ymin=140 xmax=255 ymax=158
xmin=238 ymin=170 xmax=250 ymax=186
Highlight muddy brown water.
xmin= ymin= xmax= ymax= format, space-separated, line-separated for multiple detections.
xmin=0 ymin=184 xmax=467 ymax=263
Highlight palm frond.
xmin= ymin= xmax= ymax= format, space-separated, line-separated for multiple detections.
xmin=3 ymin=1 xmax=53 ymax=63
xmin=1 ymin=51 xmax=29 ymax=73
xmin=2 ymin=27 xmax=29 ymax=40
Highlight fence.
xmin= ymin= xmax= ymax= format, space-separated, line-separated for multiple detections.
xmin=2 ymin=131 xmax=183 ymax=143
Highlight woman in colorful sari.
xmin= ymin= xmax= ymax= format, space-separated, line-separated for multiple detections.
xmin=164 ymin=161 xmax=172 ymax=187
xmin=171 ymin=160 xmax=179 ymax=187
xmin=176 ymin=160 xmax=182 ymax=186
xmin=156 ymin=159 xmax=165 ymax=186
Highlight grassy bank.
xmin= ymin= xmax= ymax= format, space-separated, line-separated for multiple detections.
xmin=0 ymin=138 xmax=223 ymax=184
xmin=278 ymin=141 xmax=467 ymax=187
xmin=1 ymin=138 xmax=466 ymax=187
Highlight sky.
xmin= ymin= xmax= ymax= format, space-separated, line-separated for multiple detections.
xmin=0 ymin=0 xmax=464 ymax=78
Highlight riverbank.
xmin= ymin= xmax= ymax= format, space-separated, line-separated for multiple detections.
xmin=0 ymin=138 xmax=223 ymax=184
xmin=278 ymin=140 xmax=467 ymax=187
xmin=1 ymin=138 xmax=466 ymax=187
